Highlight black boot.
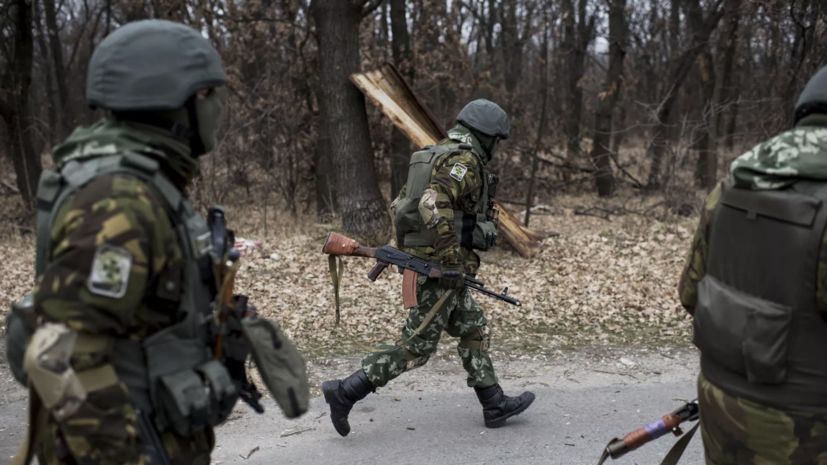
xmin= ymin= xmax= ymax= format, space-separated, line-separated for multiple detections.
xmin=322 ymin=369 xmax=374 ymax=437
xmin=474 ymin=384 xmax=535 ymax=428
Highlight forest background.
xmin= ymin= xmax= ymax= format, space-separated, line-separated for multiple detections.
xmin=1 ymin=0 xmax=826 ymax=354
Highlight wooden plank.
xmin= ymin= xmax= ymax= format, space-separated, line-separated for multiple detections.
xmin=350 ymin=62 xmax=545 ymax=258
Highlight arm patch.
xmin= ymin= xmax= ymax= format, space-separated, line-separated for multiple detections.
xmin=450 ymin=163 xmax=468 ymax=182
xmin=88 ymin=244 xmax=132 ymax=298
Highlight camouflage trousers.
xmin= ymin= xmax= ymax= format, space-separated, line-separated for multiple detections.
xmin=698 ymin=373 xmax=827 ymax=464
xmin=33 ymin=396 xmax=214 ymax=465
xmin=361 ymin=275 xmax=498 ymax=389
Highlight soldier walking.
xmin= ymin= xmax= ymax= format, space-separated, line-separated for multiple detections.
xmin=322 ymin=100 xmax=535 ymax=437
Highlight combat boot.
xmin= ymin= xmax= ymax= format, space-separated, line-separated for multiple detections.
xmin=322 ymin=369 xmax=374 ymax=437
xmin=474 ymin=383 xmax=535 ymax=428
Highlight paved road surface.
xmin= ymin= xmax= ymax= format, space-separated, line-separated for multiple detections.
xmin=0 ymin=342 xmax=704 ymax=465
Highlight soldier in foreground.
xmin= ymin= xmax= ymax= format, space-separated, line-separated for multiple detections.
xmin=322 ymin=100 xmax=535 ymax=437
xmin=678 ymin=66 xmax=827 ymax=464
xmin=5 ymin=20 xmax=307 ymax=465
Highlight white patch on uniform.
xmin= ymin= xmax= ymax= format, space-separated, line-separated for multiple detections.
xmin=450 ymin=163 xmax=468 ymax=182
xmin=88 ymin=244 xmax=132 ymax=298
xmin=447 ymin=131 xmax=473 ymax=145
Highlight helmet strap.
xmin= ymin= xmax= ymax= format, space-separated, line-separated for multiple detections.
xmin=185 ymin=96 xmax=206 ymax=157
xmin=112 ymin=111 xmax=195 ymax=139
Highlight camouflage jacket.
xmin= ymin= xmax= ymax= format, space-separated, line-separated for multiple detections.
xmin=679 ymin=120 xmax=827 ymax=315
xmin=32 ymin=119 xmax=213 ymax=465
xmin=397 ymin=128 xmax=490 ymax=275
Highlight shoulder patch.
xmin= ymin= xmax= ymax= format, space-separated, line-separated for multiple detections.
xmin=88 ymin=244 xmax=132 ymax=298
xmin=450 ymin=163 xmax=468 ymax=182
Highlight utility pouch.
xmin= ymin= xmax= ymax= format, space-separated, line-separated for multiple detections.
xmin=241 ymin=316 xmax=309 ymax=418
xmin=158 ymin=369 xmax=211 ymax=436
xmin=6 ymin=293 xmax=35 ymax=386
xmin=471 ymin=218 xmax=498 ymax=251
xmin=197 ymin=360 xmax=238 ymax=425
xmin=694 ymin=276 xmax=792 ymax=384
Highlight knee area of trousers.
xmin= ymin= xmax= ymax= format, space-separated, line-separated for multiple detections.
xmin=403 ymin=347 xmax=430 ymax=371
xmin=459 ymin=326 xmax=490 ymax=351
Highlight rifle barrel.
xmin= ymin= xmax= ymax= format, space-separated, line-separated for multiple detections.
xmin=466 ymin=283 xmax=522 ymax=306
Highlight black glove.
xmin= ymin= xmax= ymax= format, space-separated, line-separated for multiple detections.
xmin=439 ymin=266 xmax=465 ymax=291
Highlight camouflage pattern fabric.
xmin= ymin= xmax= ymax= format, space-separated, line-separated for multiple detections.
xmin=698 ymin=374 xmax=827 ymax=465
xmin=679 ymin=117 xmax=827 ymax=464
xmin=361 ymin=274 xmax=497 ymax=388
xmin=31 ymin=121 xmax=213 ymax=465
xmin=396 ymin=126 xmax=489 ymax=275
xmin=730 ymin=125 xmax=827 ymax=190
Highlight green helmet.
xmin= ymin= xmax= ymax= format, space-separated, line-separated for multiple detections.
xmin=456 ymin=99 xmax=510 ymax=140
xmin=87 ymin=20 xmax=226 ymax=111
xmin=794 ymin=66 xmax=827 ymax=124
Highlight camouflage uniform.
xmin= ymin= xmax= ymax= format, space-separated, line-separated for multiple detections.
xmin=10 ymin=20 xmax=231 ymax=465
xmin=679 ymin=106 xmax=827 ymax=462
xmin=323 ymin=100 xmax=534 ymax=438
xmin=30 ymin=124 xmax=214 ymax=465
xmin=362 ymin=130 xmax=496 ymax=388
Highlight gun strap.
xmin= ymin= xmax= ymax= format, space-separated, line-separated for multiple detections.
xmin=352 ymin=289 xmax=453 ymax=355
xmin=328 ymin=255 xmax=344 ymax=325
xmin=659 ymin=422 xmax=699 ymax=465
xmin=12 ymin=387 xmax=47 ymax=465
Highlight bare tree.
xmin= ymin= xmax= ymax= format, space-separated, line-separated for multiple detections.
xmin=0 ymin=0 xmax=42 ymax=207
xmin=312 ymin=0 xmax=390 ymax=244
xmin=589 ymin=0 xmax=626 ymax=197
xmin=390 ymin=0 xmax=412 ymax=197
xmin=561 ymin=0 xmax=596 ymax=164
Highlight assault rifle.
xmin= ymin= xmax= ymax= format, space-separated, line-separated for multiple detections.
xmin=322 ymin=232 xmax=521 ymax=308
xmin=597 ymin=399 xmax=700 ymax=465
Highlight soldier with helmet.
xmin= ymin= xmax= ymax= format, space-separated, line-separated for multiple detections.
xmin=322 ymin=99 xmax=535 ymax=437
xmin=678 ymin=66 xmax=827 ymax=464
xmin=6 ymin=20 xmax=307 ymax=465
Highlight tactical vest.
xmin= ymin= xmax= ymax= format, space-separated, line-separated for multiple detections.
xmin=22 ymin=152 xmax=237 ymax=435
xmin=394 ymin=143 xmax=498 ymax=250
xmin=694 ymin=179 xmax=827 ymax=413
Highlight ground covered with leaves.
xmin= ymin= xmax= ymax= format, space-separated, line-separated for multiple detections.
xmin=0 ymin=191 xmax=700 ymax=358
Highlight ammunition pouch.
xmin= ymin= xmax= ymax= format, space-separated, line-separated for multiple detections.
xmin=6 ymin=293 xmax=34 ymax=386
xmin=116 ymin=332 xmax=237 ymax=436
xmin=156 ymin=359 xmax=237 ymax=436
xmin=472 ymin=219 xmax=498 ymax=251
xmin=241 ymin=315 xmax=309 ymax=418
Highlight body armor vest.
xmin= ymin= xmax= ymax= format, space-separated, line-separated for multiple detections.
xmin=395 ymin=143 xmax=497 ymax=250
xmin=29 ymin=152 xmax=236 ymax=434
xmin=694 ymin=179 xmax=827 ymax=413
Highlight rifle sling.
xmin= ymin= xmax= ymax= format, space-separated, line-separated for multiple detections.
xmin=659 ymin=422 xmax=699 ymax=465
xmin=328 ymin=255 xmax=344 ymax=325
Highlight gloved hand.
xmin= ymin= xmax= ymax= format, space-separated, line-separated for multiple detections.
xmin=439 ymin=265 xmax=465 ymax=291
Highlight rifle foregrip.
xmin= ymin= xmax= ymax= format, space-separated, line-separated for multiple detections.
xmin=619 ymin=414 xmax=682 ymax=453
xmin=368 ymin=261 xmax=389 ymax=281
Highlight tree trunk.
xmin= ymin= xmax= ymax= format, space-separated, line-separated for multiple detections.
xmin=34 ymin=0 xmax=57 ymax=145
xmin=312 ymin=0 xmax=391 ymax=244
xmin=561 ymin=0 xmax=594 ymax=164
xmin=646 ymin=0 xmax=724 ymax=188
xmin=0 ymin=0 xmax=42 ymax=207
xmin=314 ymin=95 xmax=337 ymax=221
xmin=390 ymin=0 xmax=412 ymax=198
xmin=524 ymin=9 xmax=550 ymax=227
xmin=693 ymin=50 xmax=716 ymax=189
xmin=43 ymin=0 xmax=70 ymax=139
xmin=590 ymin=0 xmax=626 ymax=197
